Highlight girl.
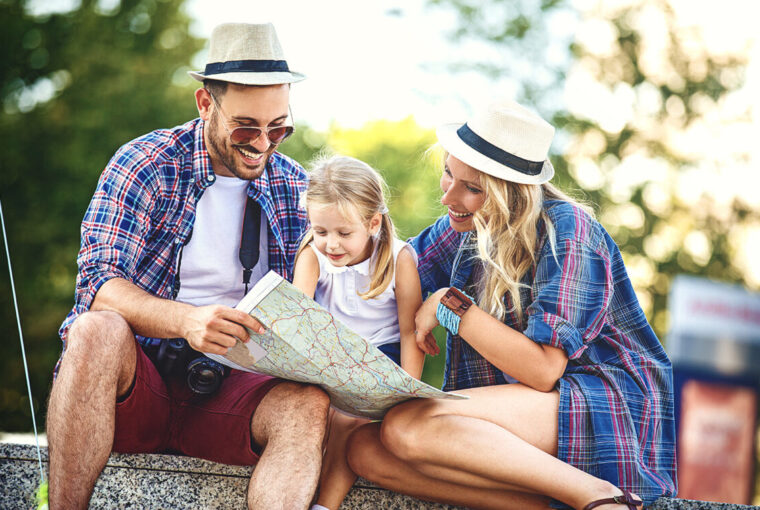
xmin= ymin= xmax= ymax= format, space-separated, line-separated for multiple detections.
xmin=345 ymin=99 xmax=677 ymax=509
xmin=292 ymin=155 xmax=426 ymax=510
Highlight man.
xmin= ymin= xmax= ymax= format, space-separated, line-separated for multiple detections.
xmin=46 ymin=23 xmax=330 ymax=509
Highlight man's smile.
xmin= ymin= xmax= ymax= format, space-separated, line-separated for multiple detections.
xmin=236 ymin=146 xmax=266 ymax=164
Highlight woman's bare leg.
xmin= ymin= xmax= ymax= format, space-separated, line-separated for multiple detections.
xmin=347 ymin=423 xmax=551 ymax=510
xmin=353 ymin=384 xmax=640 ymax=510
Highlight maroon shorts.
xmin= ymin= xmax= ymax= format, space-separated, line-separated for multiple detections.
xmin=112 ymin=341 xmax=282 ymax=465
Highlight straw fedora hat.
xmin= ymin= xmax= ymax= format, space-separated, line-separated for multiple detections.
xmin=436 ymin=99 xmax=555 ymax=184
xmin=189 ymin=23 xmax=305 ymax=85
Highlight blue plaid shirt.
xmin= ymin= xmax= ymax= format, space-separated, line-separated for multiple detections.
xmin=410 ymin=200 xmax=676 ymax=506
xmin=58 ymin=118 xmax=308 ymax=367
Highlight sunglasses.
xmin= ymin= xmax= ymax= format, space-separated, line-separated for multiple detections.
xmin=207 ymin=90 xmax=294 ymax=146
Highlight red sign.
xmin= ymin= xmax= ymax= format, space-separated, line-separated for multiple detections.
xmin=677 ymin=379 xmax=756 ymax=504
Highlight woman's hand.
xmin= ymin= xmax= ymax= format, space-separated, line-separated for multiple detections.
xmin=414 ymin=287 xmax=448 ymax=356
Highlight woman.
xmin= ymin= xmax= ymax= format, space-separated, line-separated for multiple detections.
xmin=345 ymin=98 xmax=676 ymax=510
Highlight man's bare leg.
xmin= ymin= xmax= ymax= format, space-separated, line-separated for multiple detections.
xmin=47 ymin=311 xmax=137 ymax=509
xmin=248 ymin=382 xmax=330 ymax=510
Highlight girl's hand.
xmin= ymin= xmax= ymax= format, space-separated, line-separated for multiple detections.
xmin=414 ymin=288 xmax=448 ymax=356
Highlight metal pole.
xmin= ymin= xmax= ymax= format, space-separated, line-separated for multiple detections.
xmin=0 ymin=198 xmax=45 ymax=482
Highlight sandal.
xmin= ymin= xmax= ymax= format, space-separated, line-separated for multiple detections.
xmin=583 ymin=489 xmax=643 ymax=510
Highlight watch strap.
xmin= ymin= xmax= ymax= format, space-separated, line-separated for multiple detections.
xmin=440 ymin=287 xmax=473 ymax=318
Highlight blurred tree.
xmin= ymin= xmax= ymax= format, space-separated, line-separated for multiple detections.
xmin=277 ymin=122 xmax=328 ymax=169
xmin=327 ymin=117 xmax=443 ymax=239
xmin=426 ymin=0 xmax=759 ymax=340
xmin=0 ymin=0 xmax=202 ymax=431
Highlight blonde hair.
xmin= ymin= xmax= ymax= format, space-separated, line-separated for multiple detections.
xmin=297 ymin=155 xmax=396 ymax=300
xmin=471 ymin=173 xmax=592 ymax=325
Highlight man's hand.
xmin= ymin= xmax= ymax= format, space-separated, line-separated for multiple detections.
xmin=91 ymin=278 xmax=268 ymax=352
xmin=182 ymin=305 xmax=266 ymax=355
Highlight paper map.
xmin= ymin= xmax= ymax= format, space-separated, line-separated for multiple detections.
xmin=206 ymin=270 xmax=465 ymax=419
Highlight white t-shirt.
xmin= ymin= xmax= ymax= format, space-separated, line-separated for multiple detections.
xmin=312 ymin=239 xmax=418 ymax=347
xmin=176 ymin=175 xmax=269 ymax=307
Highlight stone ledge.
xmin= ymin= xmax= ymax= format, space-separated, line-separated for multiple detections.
xmin=0 ymin=443 xmax=753 ymax=509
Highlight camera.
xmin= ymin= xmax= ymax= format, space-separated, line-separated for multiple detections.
xmin=149 ymin=338 xmax=230 ymax=395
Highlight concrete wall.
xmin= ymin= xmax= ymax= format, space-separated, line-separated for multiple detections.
xmin=1 ymin=443 xmax=754 ymax=509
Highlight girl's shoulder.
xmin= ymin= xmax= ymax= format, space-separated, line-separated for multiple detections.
xmin=391 ymin=238 xmax=419 ymax=267
xmin=305 ymin=241 xmax=328 ymax=277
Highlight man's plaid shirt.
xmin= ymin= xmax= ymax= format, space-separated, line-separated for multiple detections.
xmin=57 ymin=118 xmax=308 ymax=370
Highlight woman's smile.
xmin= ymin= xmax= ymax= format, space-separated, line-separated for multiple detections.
xmin=447 ymin=208 xmax=474 ymax=222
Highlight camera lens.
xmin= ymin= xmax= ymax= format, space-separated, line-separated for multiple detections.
xmin=186 ymin=356 xmax=229 ymax=395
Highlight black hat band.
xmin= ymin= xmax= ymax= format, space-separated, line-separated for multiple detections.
xmin=456 ymin=123 xmax=544 ymax=176
xmin=204 ymin=59 xmax=291 ymax=76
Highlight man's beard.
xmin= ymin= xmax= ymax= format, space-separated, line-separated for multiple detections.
xmin=206 ymin=113 xmax=269 ymax=180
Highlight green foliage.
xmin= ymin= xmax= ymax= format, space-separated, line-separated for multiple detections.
xmin=0 ymin=0 xmax=202 ymax=431
xmin=429 ymin=0 xmax=568 ymax=103
xmin=277 ymin=123 xmax=328 ymax=168
xmin=327 ymin=118 xmax=444 ymax=239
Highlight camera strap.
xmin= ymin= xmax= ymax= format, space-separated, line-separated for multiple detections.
xmin=239 ymin=195 xmax=261 ymax=294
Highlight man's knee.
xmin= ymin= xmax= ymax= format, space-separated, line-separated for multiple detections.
xmin=63 ymin=311 xmax=135 ymax=371
xmin=253 ymin=382 xmax=330 ymax=444
xmin=269 ymin=382 xmax=330 ymax=421
xmin=274 ymin=382 xmax=330 ymax=426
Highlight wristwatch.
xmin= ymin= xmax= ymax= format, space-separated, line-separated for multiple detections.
xmin=440 ymin=287 xmax=473 ymax=317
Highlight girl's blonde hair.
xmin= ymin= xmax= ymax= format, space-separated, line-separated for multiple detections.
xmin=471 ymin=172 xmax=593 ymax=325
xmin=298 ymin=155 xmax=396 ymax=300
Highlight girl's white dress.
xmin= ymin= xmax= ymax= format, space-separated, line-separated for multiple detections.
xmin=310 ymin=239 xmax=417 ymax=348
